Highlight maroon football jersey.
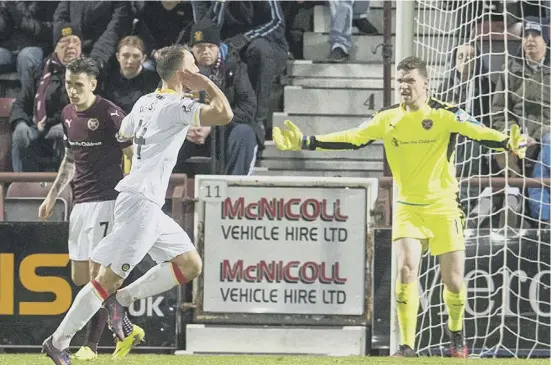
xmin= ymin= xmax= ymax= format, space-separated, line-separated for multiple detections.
xmin=62 ymin=96 xmax=132 ymax=204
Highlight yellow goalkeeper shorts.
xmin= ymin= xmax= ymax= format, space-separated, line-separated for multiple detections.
xmin=392 ymin=199 xmax=465 ymax=256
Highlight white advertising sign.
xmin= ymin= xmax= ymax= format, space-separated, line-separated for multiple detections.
xmin=201 ymin=184 xmax=368 ymax=315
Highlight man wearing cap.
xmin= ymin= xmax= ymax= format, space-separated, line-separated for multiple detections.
xmin=491 ymin=17 xmax=550 ymax=225
xmin=9 ymin=24 xmax=82 ymax=172
xmin=174 ymin=19 xmax=257 ymax=176
xmin=192 ymin=0 xmax=288 ymax=144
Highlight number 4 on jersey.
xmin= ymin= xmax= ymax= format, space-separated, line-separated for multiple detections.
xmin=135 ymin=120 xmax=147 ymax=160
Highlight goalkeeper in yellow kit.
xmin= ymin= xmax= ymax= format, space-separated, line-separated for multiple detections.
xmin=273 ymin=56 xmax=527 ymax=358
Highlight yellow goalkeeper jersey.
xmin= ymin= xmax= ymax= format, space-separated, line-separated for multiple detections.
xmin=305 ymin=98 xmax=510 ymax=205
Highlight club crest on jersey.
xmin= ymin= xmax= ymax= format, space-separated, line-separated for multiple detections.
xmin=87 ymin=118 xmax=99 ymax=131
xmin=422 ymin=119 xmax=433 ymax=130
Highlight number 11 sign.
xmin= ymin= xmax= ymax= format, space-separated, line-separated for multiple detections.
xmin=198 ymin=180 xmax=228 ymax=203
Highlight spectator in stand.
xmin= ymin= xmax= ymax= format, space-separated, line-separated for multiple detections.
xmin=53 ymin=1 xmax=133 ymax=71
xmin=492 ymin=18 xmax=550 ymax=173
xmin=9 ymin=24 xmax=82 ymax=172
xmin=192 ymin=0 xmax=288 ymax=145
xmin=101 ymin=36 xmax=160 ymax=114
xmin=132 ymin=0 xmax=195 ymax=71
xmin=328 ymin=0 xmax=378 ymax=62
xmin=173 ymin=20 xmax=257 ymax=176
xmin=491 ymin=17 xmax=550 ymax=227
xmin=0 ymin=1 xmax=59 ymax=87
xmin=436 ymin=42 xmax=494 ymax=222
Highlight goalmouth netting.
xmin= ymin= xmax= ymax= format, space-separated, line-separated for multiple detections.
xmin=393 ymin=0 xmax=550 ymax=358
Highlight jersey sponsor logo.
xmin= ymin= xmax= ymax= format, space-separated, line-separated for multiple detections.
xmin=390 ymin=138 xmax=436 ymax=147
xmin=67 ymin=140 xmax=103 ymax=147
xmin=65 ymin=119 xmax=72 ymax=128
xmin=87 ymin=118 xmax=100 ymax=131
xmin=422 ymin=119 xmax=433 ymax=130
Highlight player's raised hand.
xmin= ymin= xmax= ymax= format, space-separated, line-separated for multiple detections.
xmin=507 ymin=124 xmax=528 ymax=159
xmin=273 ymin=120 xmax=304 ymax=151
xmin=181 ymin=70 xmax=209 ymax=92
xmin=38 ymin=196 xmax=55 ymax=221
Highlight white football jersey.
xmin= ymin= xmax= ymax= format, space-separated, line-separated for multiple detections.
xmin=115 ymin=89 xmax=202 ymax=206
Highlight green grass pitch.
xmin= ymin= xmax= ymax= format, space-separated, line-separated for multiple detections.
xmin=1 ymin=354 xmax=549 ymax=365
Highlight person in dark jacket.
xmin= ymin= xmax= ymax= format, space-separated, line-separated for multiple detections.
xmin=101 ymin=35 xmax=160 ymax=114
xmin=53 ymin=1 xmax=133 ymax=70
xmin=435 ymin=41 xmax=495 ymax=226
xmin=9 ymin=24 xmax=82 ymax=172
xmin=133 ymin=1 xmax=195 ymax=63
xmin=0 ymin=1 xmax=59 ymax=87
xmin=174 ymin=20 xmax=257 ymax=176
xmin=436 ymin=41 xmax=494 ymax=176
xmin=192 ymin=1 xmax=288 ymax=145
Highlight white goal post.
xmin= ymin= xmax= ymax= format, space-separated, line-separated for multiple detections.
xmin=392 ymin=0 xmax=551 ymax=358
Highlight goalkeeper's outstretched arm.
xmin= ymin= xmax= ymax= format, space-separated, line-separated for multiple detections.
xmin=302 ymin=114 xmax=385 ymax=151
xmin=449 ymin=109 xmax=526 ymax=156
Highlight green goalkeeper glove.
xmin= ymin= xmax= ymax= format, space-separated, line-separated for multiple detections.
xmin=273 ymin=120 xmax=306 ymax=151
xmin=507 ymin=124 xmax=528 ymax=159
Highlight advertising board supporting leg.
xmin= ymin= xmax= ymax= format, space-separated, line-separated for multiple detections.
xmin=178 ymin=325 xmax=367 ymax=356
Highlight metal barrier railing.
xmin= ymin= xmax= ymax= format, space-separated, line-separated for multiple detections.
xmin=377 ymin=176 xmax=550 ymax=227
xmin=0 ymin=173 xmax=548 ymax=227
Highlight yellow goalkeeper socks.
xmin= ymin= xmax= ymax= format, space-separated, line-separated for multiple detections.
xmin=443 ymin=285 xmax=466 ymax=332
xmin=396 ymin=282 xmax=419 ymax=349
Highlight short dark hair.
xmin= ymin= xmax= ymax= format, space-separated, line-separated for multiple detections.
xmin=66 ymin=57 xmax=100 ymax=79
xmin=156 ymin=44 xmax=190 ymax=81
xmin=397 ymin=56 xmax=428 ymax=78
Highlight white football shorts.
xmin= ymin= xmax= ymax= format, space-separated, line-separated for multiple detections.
xmin=91 ymin=192 xmax=195 ymax=278
xmin=68 ymin=200 xmax=116 ymax=261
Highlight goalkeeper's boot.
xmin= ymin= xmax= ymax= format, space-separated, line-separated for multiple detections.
xmin=112 ymin=324 xmax=145 ymax=359
xmin=71 ymin=346 xmax=98 ymax=361
xmin=446 ymin=325 xmax=468 ymax=358
xmin=392 ymin=344 xmax=417 ymax=357
xmin=42 ymin=336 xmax=72 ymax=365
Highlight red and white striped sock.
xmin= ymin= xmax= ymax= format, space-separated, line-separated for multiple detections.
xmin=51 ymin=280 xmax=108 ymax=350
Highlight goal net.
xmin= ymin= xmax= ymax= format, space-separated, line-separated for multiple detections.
xmin=397 ymin=0 xmax=551 ymax=358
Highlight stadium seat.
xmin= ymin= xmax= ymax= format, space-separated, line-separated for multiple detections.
xmin=0 ymin=97 xmax=15 ymax=172
xmin=170 ymin=178 xmax=195 ymax=235
xmin=4 ymin=182 xmax=72 ymax=222
xmin=0 ymin=72 xmax=19 ymax=98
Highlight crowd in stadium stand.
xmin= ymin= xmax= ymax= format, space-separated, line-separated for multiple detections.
xmin=435 ymin=10 xmax=550 ymax=229
xmin=0 ymin=0 xmax=549 ymax=227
